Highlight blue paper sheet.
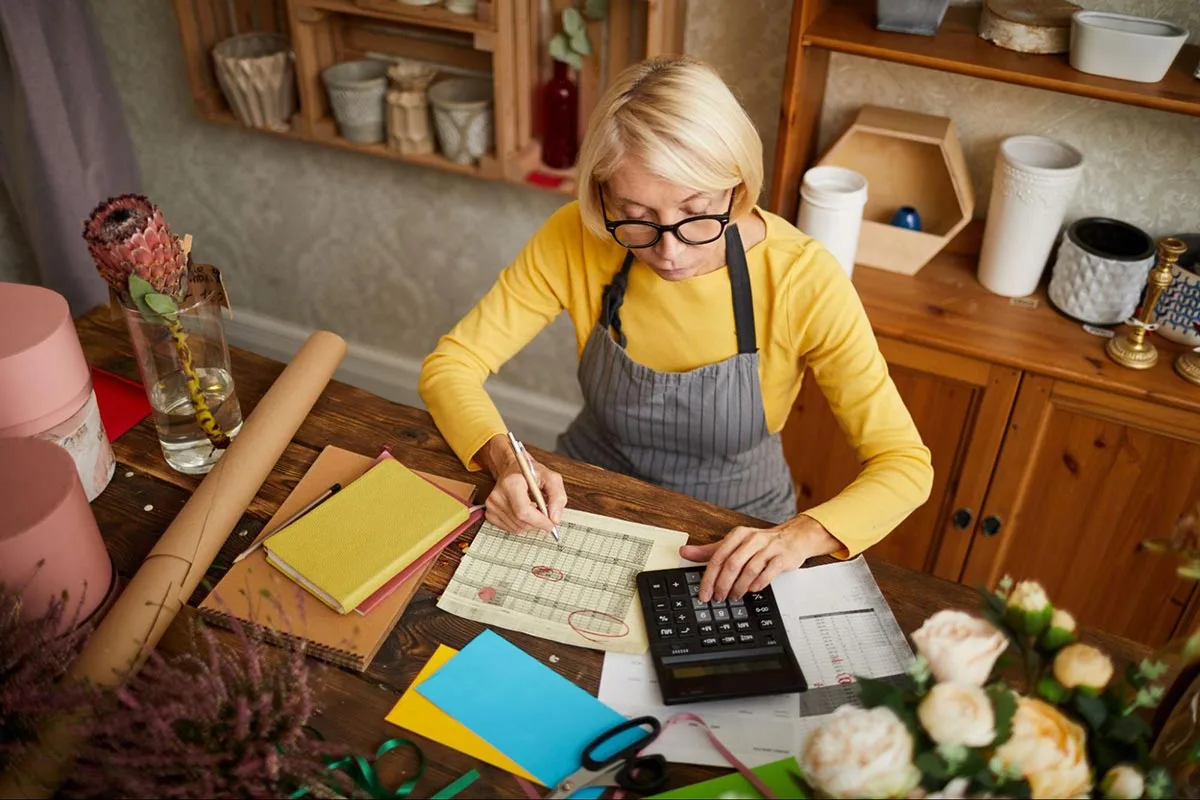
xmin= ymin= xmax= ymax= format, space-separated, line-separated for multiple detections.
xmin=417 ymin=629 xmax=647 ymax=799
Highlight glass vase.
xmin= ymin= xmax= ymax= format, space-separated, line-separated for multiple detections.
xmin=542 ymin=60 xmax=578 ymax=169
xmin=121 ymin=295 xmax=243 ymax=475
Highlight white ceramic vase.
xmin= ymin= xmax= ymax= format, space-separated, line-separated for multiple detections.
xmin=796 ymin=166 xmax=868 ymax=279
xmin=977 ymin=135 xmax=1084 ymax=297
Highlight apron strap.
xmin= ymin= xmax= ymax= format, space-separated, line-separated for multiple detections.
xmin=601 ymin=225 xmax=755 ymax=353
xmin=725 ymin=224 xmax=757 ymax=355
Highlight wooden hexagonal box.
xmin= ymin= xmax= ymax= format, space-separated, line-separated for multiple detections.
xmin=816 ymin=105 xmax=974 ymax=276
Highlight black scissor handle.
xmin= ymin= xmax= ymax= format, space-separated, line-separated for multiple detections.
xmin=580 ymin=715 xmax=661 ymax=771
xmin=615 ymin=753 xmax=669 ymax=795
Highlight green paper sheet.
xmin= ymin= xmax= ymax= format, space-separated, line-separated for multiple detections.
xmin=648 ymin=757 xmax=807 ymax=799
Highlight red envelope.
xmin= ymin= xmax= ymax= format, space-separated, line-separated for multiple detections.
xmin=90 ymin=366 xmax=151 ymax=442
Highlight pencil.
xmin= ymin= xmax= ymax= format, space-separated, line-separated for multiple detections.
xmin=232 ymin=483 xmax=342 ymax=564
xmin=506 ymin=431 xmax=561 ymax=544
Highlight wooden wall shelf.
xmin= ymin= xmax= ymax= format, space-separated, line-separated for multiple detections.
xmin=172 ymin=0 xmax=687 ymax=196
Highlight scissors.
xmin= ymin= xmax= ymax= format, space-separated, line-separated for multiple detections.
xmin=548 ymin=715 xmax=669 ymax=798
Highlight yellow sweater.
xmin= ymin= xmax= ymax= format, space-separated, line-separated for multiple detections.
xmin=419 ymin=202 xmax=933 ymax=556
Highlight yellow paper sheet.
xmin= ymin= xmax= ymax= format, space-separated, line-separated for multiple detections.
xmin=385 ymin=645 xmax=539 ymax=783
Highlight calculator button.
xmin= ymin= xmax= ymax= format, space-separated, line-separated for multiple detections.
xmin=717 ymin=622 xmax=733 ymax=633
xmin=758 ymin=618 xmax=776 ymax=630
xmin=671 ymin=598 xmax=688 ymax=611
xmin=659 ymin=627 xmax=675 ymax=638
xmin=712 ymin=608 xmax=730 ymax=622
xmin=701 ymin=636 xmax=718 ymax=647
xmin=728 ymin=597 xmax=745 ymax=607
xmin=649 ymin=579 xmax=668 ymax=598
xmin=653 ymin=601 xmax=667 ymax=612
xmin=656 ymin=613 xmax=671 ymax=625
xmin=673 ymin=612 xmax=689 ymax=624
xmin=763 ymin=634 xmax=778 ymax=647
xmin=738 ymin=633 xmax=755 ymax=644
xmin=731 ymin=606 xmax=749 ymax=620
xmin=685 ymin=571 xmax=702 ymax=584
xmin=688 ymin=583 xmax=700 ymax=597
xmin=692 ymin=597 xmax=709 ymax=610
xmin=677 ymin=625 xmax=693 ymax=637
xmin=735 ymin=620 xmax=752 ymax=631
xmin=748 ymin=591 xmax=768 ymax=603
xmin=668 ymin=578 xmax=690 ymax=596
xmin=695 ymin=610 xmax=712 ymax=623
xmin=668 ymin=644 xmax=692 ymax=656
xmin=753 ymin=604 xmax=772 ymax=615
xmin=698 ymin=623 xmax=715 ymax=634
xmin=719 ymin=635 xmax=738 ymax=646
xmin=708 ymin=599 xmax=727 ymax=609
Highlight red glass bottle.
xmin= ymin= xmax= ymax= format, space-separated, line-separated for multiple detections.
xmin=542 ymin=60 xmax=578 ymax=169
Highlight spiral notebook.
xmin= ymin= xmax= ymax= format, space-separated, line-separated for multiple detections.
xmin=198 ymin=445 xmax=479 ymax=671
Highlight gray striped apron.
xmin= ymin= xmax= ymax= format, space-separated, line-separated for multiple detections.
xmin=556 ymin=225 xmax=798 ymax=523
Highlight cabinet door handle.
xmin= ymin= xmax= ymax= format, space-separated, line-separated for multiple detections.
xmin=952 ymin=508 xmax=974 ymax=530
xmin=981 ymin=515 xmax=1003 ymax=537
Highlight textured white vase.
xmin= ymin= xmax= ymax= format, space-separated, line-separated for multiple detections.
xmin=978 ymin=135 xmax=1084 ymax=297
xmin=797 ymin=166 xmax=868 ymax=278
xmin=1047 ymin=218 xmax=1155 ymax=325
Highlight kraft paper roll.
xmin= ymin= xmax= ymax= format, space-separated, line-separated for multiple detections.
xmin=0 ymin=330 xmax=347 ymax=799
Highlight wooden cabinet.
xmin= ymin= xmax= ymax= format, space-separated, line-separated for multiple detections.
xmin=960 ymin=378 xmax=1200 ymax=647
xmin=783 ymin=337 xmax=1017 ymax=578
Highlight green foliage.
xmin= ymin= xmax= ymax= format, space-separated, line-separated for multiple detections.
xmin=548 ymin=0 xmax=608 ymax=70
xmin=987 ymin=684 xmax=1016 ymax=747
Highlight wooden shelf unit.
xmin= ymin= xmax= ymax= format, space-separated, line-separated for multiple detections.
xmin=171 ymin=0 xmax=686 ymax=194
xmin=770 ymin=0 xmax=1200 ymax=222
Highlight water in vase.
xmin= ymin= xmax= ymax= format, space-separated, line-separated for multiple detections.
xmin=149 ymin=367 xmax=244 ymax=474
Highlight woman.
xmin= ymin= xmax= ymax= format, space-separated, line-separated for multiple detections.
xmin=419 ymin=55 xmax=933 ymax=604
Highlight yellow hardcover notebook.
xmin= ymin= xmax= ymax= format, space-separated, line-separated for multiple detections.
xmin=263 ymin=458 xmax=470 ymax=614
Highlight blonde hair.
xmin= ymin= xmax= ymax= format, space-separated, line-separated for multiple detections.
xmin=576 ymin=55 xmax=763 ymax=239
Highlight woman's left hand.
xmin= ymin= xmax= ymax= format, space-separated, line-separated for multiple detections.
xmin=680 ymin=516 xmax=843 ymax=603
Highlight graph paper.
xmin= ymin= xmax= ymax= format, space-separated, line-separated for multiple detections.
xmin=438 ymin=508 xmax=688 ymax=653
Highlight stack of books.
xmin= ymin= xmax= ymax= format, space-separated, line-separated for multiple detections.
xmin=199 ymin=445 xmax=481 ymax=670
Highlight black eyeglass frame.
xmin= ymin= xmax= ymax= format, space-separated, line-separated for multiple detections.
xmin=599 ymin=187 xmax=735 ymax=249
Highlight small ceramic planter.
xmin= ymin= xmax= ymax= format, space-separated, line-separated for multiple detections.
xmin=386 ymin=61 xmax=438 ymax=156
xmin=1047 ymin=217 xmax=1156 ymax=326
xmin=428 ymin=77 xmax=494 ymax=165
xmin=1151 ymin=233 xmax=1200 ymax=346
xmin=212 ymin=33 xmax=296 ymax=132
xmin=322 ymin=60 xmax=390 ymax=144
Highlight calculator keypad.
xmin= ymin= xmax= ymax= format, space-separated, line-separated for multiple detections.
xmin=643 ymin=568 xmax=788 ymax=659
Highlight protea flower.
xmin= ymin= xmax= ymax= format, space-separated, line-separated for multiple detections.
xmin=83 ymin=194 xmax=188 ymax=302
xmin=82 ymin=195 xmax=231 ymax=450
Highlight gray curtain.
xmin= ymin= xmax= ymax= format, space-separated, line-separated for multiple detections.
xmin=0 ymin=0 xmax=141 ymax=315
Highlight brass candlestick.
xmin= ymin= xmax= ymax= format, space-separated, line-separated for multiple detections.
xmin=1177 ymin=348 xmax=1200 ymax=386
xmin=1107 ymin=237 xmax=1187 ymax=370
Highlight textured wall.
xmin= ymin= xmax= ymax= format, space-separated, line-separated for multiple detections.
xmin=1 ymin=0 xmax=1196 ymax=407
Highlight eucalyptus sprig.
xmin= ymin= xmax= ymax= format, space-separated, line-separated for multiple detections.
xmin=549 ymin=0 xmax=608 ymax=70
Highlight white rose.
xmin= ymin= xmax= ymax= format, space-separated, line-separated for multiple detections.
xmin=1051 ymin=609 xmax=1076 ymax=633
xmin=1101 ymin=765 xmax=1145 ymax=799
xmin=917 ymin=682 xmax=996 ymax=747
xmin=801 ymin=706 xmax=921 ymax=799
xmin=1053 ymin=643 xmax=1114 ymax=690
xmin=993 ymin=697 xmax=1092 ymax=799
xmin=1007 ymin=580 xmax=1050 ymax=613
xmin=910 ymin=610 xmax=1008 ymax=686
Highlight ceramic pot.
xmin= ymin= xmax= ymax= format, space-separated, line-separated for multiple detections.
xmin=386 ymin=61 xmax=437 ymax=156
xmin=876 ymin=0 xmax=951 ymax=35
xmin=212 ymin=32 xmax=296 ymax=132
xmin=322 ymin=60 xmax=389 ymax=143
xmin=428 ymin=77 xmax=493 ymax=165
xmin=891 ymin=206 xmax=922 ymax=231
xmin=977 ymin=135 xmax=1084 ymax=297
xmin=1047 ymin=217 xmax=1156 ymax=326
xmin=1151 ymin=233 xmax=1200 ymax=346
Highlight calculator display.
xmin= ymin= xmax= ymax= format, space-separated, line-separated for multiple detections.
xmin=670 ymin=658 xmax=784 ymax=680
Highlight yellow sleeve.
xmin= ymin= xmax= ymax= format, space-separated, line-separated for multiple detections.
xmin=787 ymin=247 xmax=934 ymax=557
xmin=418 ymin=205 xmax=577 ymax=470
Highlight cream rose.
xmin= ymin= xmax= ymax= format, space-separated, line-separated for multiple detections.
xmin=910 ymin=610 xmax=1008 ymax=686
xmin=801 ymin=706 xmax=921 ymax=799
xmin=917 ymin=682 xmax=996 ymax=747
xmin=1101 ymin=765 xmax=1145 ymax=799
xmin=1051 ymin=608 xmax=1077 ymax=633
xmin=1054 ymin=643 xmax=1114 ymax=690
xmin=993 ymin=697 xmax=1092 ymax=798
xmin=1007 ymin=580 xmax=1051 ymax=613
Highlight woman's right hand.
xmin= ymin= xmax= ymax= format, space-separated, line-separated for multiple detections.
xmin=476 ymin=433 xmax=567 ymax=534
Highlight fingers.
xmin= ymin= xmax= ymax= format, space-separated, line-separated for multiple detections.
xmin=730 ymin=546 xmax=775 ymax=600
xmin=748 ymin=556 xmax=789 ymax=593
xmin=539 ymin=465 xmax=568 ymax=525
xmin=698 ymin=528 xmax=751 ymax=603
xmin=679 ymin=541 xmax=720 ymax=562
xmin=485 ymin=472 xmax=555 ymax=533
xmin=708 ymin=532 xmax=767 ymax=602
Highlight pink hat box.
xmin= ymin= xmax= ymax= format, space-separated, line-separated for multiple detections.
xmin=0 ymin=436 xmax=115 ymax=633
xmin=0 ymin=282 xmax=115 ymax=500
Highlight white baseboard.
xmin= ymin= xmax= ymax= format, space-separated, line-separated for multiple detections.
xmin=221 ymin=308 xmax=581 ymax=451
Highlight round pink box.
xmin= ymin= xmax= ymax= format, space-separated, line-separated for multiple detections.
xmin=0 ymin=282 xmax=115 ymax=500
xmin=0 ymin=436 xmax=114 ymax=632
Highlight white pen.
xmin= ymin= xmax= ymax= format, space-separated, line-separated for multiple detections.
xmin=506 ymin=431 xmax=561 ymax=544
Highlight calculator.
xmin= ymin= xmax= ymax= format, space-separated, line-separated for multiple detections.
xmin=636 ymin=567 xmax=807 ymax=705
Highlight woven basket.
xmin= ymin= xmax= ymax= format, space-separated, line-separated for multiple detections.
xmin=321 ymin=60 xmax=389 ymax=143
xmin=428 ymin=78 xmax=493 ymax=165
xmin=212 ymin=33 xmax=295 ymax=132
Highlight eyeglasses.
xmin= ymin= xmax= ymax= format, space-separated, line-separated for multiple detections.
xmin=599 ymin=187 xmax=733 ymax=249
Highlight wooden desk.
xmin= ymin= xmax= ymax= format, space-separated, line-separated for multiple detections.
xmin=76 ymin=308 xmax=1152 ymax=797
